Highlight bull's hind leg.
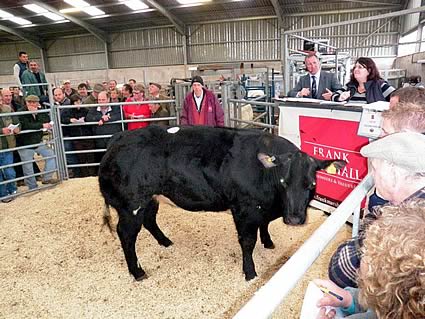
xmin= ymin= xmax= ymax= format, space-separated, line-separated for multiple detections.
xmin=116 ymin=210 xmax=146 ymax=281
xmin=143 ymin=199 xmax=173 ymax=247
xmin=259 ymin=222 xmax=275 ymax=249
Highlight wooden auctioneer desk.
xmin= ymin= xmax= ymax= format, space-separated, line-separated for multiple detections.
xmin=277 ymin=99 xmax=370 ymax=212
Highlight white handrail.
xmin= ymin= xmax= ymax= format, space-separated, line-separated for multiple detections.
xmin=233 ymin=173 xmax=374 ymax=319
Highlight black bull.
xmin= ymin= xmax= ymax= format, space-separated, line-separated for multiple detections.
xmin=99 ymin=126 xmax=345 ymax=281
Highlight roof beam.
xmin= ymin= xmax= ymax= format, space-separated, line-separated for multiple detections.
xmin=143 ymin=0 xmax=186 ymax=35
xmin=31 ymin=0 xmax=110 ymax=44
xmin=0 ymin=23 xmax=44 ymax=49
xmin=269 ymin=0 xmax=284 ymax=26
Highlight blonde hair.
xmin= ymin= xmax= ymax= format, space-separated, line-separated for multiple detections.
xmin=358 ymin=200 xmax=425 ymax=318
xmin=382 ymin=102 xmax=425 ymax=133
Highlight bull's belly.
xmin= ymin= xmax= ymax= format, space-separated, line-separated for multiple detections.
xmin=161 ymin=188 xmax=229 ymax=212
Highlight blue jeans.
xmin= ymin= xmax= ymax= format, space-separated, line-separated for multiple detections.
xmin=0 ymin=151 xmax=17 ymax=197
xmin=18 ymin=145 xmax=56 ymax=190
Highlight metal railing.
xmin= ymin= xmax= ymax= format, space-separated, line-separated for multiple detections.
xmin=233 ymin=173 xmax=374 ymax=319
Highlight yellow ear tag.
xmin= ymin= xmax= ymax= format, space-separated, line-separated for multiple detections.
xmin=325 ymin=163 xmax=337 ymax=175
xmin=268 ymin=156 xmax=275 ymax=163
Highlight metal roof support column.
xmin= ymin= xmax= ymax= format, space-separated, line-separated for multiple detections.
xmin=182 ymin=34 xmax=188 ymax=78
xmin=40 ymin=47 xmax=49 ymax=73
xmin=281 ymin=30 xmax=290 ymax=95
xmin=104 ymin=42 xmax=111 ymax=78
xmin=0 ymin=24 xmax=44 ymax=49
xmin=144 ymin=0 xmax=186 ymax=35
xmin=32 ymin=0 xmax=110 ymax=44
xmin=269 ymin=0 xmax=284 ymax=27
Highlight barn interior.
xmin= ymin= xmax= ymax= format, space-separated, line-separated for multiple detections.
xmin=1 ymin=0 xmax=424 ymax=318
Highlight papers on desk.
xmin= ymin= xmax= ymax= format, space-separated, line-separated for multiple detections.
xmin=278 ymin=97 xmax=324 ymax=103
xmin=277 ymin=97 xmax=347 ymax=106
xmin=362 ymin=101 xmax=390 ymax=111
xmin=300 ymin=282 xmax=343 ymax=319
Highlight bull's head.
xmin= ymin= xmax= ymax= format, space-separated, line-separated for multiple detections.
xmin=258 ymin=152 xmax=346 ymax=225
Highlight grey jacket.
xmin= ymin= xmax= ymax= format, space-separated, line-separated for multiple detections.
xmin=287 ymin=71 xmax=342 ymax=99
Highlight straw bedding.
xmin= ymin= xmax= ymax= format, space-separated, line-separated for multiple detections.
xmin=0 ymin=177 xmax=350 ymax=318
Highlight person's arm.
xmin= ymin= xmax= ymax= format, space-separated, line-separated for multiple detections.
xmin=108 ymin=106 xmax=122 ymax=122
xmin=213 ymin=95 xmax=225 ymax=127
xmin=287 ymin=78 xmax=305 ymax=97
xmin=381 ymin=81 xmax=396 ymax=102
xmin=85 ymin=109 xmax=102 ymax=122
xmin=331 ymin=87 xmax=349 ymax=102
xmin=180 ymin=98 xmax=189 ymax=125
xmin=13 ymin=64 xmax=22 ymax=86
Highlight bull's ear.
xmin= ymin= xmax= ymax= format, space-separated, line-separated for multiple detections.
xmin=258 ymin=153 xmax=277 ymax=168
xmin=317 ymin=159 xmax=347 ymax=174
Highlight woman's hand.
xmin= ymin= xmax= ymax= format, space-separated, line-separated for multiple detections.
xmin=313 ymin=279 xmax=352 ymax=308
xmin=316 ymin=307 xmax=337 ymax=319
xmin=338 ymin=91 xmax=351 ymax=102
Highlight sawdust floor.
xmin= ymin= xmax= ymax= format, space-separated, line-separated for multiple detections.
xmin=0 ymin=177 xmax=351 ymax=319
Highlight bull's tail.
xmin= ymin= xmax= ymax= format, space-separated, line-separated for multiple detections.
xmin=102 ymin=202 xmax=114 ymax=234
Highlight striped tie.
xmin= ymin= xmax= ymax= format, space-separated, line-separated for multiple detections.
xmin=311 ymin=75 xmax=317 ymax=99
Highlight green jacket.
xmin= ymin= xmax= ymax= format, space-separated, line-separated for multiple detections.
xmin=0 ymin=105 xmax=19 ymax=150
xmin=16 ymin=108 xmax=50 ymax=147
xmin=20 ymin=70 xmax=48 ymax=97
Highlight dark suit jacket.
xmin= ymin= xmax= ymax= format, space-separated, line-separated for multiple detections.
xmin=287 ymin=71 xmax=342 ymax=100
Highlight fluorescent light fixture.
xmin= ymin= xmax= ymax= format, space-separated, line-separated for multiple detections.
xmin=63 ymin=0 xmax=90 ymax=8
xmin=23 ymin=4 xmax=48 ymax=13
xmin=0 ymin=9 xmax=13 ymax=18
xmin=176 ymin=0 xmax=211 ymax=4
xmin=60 ymin=7 xmax=81 ymax=13
xmin=43 ymin=12 xmax=65 ymax=21
xmin=120 ymin=0 xmax=149 ymax=10
xmin=8 ymin=17 xmax=33 ymax=25
xmin=81 ymin=6 xmax=105 ymax=16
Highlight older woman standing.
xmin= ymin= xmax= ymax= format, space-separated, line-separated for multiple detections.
xmin=333 ymin=57 xmax=395 ymax=103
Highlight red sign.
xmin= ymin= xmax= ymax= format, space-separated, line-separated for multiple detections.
xmin=299 ymin=116 xmax=369 ymax=207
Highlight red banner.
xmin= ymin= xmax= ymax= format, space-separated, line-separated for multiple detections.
xmin=299 ymin=116 xmax=369 ymax=207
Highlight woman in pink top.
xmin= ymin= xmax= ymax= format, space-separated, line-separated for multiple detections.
xmin=123 ymin=83 xmax=150 ymax=130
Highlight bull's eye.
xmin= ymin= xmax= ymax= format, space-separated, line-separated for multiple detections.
xmin=279 ymin=178 xmax=287 ymax=187
xmin=312 ymin=182 xmax=316 ymax=186
xmin=308 ymin=182 xmax=316 ymax=190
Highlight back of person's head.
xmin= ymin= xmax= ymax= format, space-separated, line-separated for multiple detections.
xmin=382 ymin=102 xmax=425 ymax=134
xmin=359 ymin=200 xmax=425 ymax=319
xmin=351 ymin=57 xmax=382 ymax=83
xmin=391 ymin=86 xmax=425 ymax=106
xmin=408 ymin=75 xmax=422 ymax=84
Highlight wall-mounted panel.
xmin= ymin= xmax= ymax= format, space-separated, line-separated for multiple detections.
xmin=48 ymin=53 xmax=106 ymax=72
xmin=110 ymin=28 xmax=184 ymax=67
xmin=188 ymin=19 xmax=280 ymax=63
xmin=0 ymin=42 xmax=41 ymax=75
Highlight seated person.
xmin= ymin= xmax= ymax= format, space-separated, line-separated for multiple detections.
xmin=287 ymin=53 xmax=342 ymax=100
xmin=332 ymin=57 xmax=395 ymax=104
xmin=16 ymin=95 xmax=58 ymax=190
xmin=328 ymin=132 xmax=425 ymax=288
xmin=315 ymin=200 xmax=425 ymax=319
xmin=0 ymin=103 xmax=20 ymax=202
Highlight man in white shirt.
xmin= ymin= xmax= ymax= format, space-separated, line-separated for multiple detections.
xmin=287 ymin=54 xmax=342 ymax=100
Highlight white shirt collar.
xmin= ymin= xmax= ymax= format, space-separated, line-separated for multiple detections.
xmin=97 ymin=106 xmax=112 ymax=113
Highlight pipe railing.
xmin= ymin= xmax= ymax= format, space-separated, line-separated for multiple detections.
xmin=234 ymin=173 xmax=374 ymax=319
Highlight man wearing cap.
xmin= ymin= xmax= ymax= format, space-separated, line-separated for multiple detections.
xmin=180 ymin=76 xmax=224 ymax=127
xmin=16 ymin=95 xmax=58 ymax=190
xmin=328 ymin=132 xmax=425 ymax=289
xmin=83 ymin=83 xmax=104 ymax=106
xmin=148 ymin=82 xmax=170 ymax=123
xmin=0 ymin=101 xmax=20 ymax=202
xmin=62 ymin=80 xmax=77 ymax=99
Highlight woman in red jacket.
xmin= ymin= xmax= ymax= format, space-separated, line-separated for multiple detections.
xmin=123 ymin=83 xmax=150 ymax=130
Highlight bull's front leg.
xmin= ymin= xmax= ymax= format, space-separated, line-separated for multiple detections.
xmin=259 ymin=222 xmax=275 ymax=249
xmin=232 ymin=208 xmax=261 ymax=281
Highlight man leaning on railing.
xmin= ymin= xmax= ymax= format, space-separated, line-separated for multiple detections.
xmin=0 ymin=103 xmax=20 ymax=203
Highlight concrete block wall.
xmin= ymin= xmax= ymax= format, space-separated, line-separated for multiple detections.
xmin=393 ymin=52 xmax=425 ymax=79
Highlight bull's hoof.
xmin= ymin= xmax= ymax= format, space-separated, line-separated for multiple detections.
xmin=245 ymin=271 xmax=257 ymax=281
xmin=135 ymin=273 xmax=148 ymax=281
xmin=160 ymin=238 xmax=173 ymax=247
xmin=263 ymin=241 xmax=275 ymax=249
xmin=132 ymin=268 xmax=147 ymax=281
